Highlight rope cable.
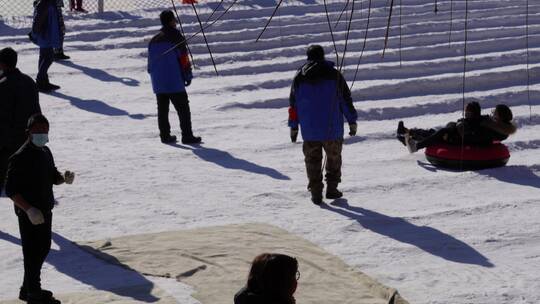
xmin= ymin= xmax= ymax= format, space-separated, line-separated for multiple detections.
xmin=190 ymin=2 xmax=219 ymax=75
xmin=350 ymin=0 xmax=372 ymax=90
xmin=323 ymin=0 xmax=340 ymax=64
xmin=255 ymin=0 xmax=284 ymax=42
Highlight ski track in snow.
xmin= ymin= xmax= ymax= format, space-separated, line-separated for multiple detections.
xmin=1 ymin=0 xmax=540 ymax=303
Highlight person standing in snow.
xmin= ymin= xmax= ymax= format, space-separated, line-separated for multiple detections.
xmin=53 ymin=0 xmax=71 ymax=61
xmin=5 ymin=114 xmax=75 ymax=304
xmin=288 ymin=45 xmax=358 ymax=205
xmin=147 ymin=10 xmax=201 ymax=144
xmin=0 ymin=48 xmax=41 ymax=195
xmin=69 ymin=0 xmax=87 ymax=13
xmin=30 ymin=0 xmax=63 ymax=92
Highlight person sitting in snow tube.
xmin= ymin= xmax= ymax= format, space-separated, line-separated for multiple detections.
xmin=235 ymin=253 xmax=299 ymax=304
xmin=397 ymin=103 xmax=516 ymax=169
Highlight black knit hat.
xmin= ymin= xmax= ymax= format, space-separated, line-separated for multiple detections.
xmin=306 ymin=45 xmax=325 ymax=61
xmin=0 ymin=47 xmax=17 ymax=68
xmin=160 ymin=10 xmax=176 ymax=26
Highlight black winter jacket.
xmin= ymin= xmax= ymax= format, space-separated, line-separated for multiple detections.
xmin=5 ymin=142 xmax=63 ymax=213
xmin=234 ymin=287 xmax=294 ymax=304
xmin=0 ymin=69 xmax=41 ymax=150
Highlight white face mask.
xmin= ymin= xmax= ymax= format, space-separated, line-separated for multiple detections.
xmin=31 ymin=133 xmax=49 ymax=147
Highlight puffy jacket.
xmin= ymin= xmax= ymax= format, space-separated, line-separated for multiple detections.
xmin=288 ymin=60 xmax=357 ymax=141
xmin=5 ymin=142 xmax=64 ymax=213
xmin=31 ymin=0 xmax=62 ymax=48
xmin=147 ymin=26 xmax=193 ymax=94
xmin=0 ymin=69 xmax=41 ymax=150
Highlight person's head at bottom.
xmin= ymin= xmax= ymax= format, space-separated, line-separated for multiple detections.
xmin=27 ymin=114 xmax=50 ymax=148
xmin=236 ymin=253 xmax=299 ymax=304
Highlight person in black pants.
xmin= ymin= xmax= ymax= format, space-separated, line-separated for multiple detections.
xmin=147 ymin=10 xmax=201 ymax=144
xmin=30 ymin=0 xmax=63 ymax=92
xmin=5 ymin=114 xmax=75 ymax=304
xmin=0 ymin=47 xmax=41 ymax=195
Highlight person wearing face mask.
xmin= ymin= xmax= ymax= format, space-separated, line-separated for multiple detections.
xmin=147 ymin=10 xmax=201 ymax=144
xmin=0 ymin=47 xmax=41 ymax=195
xmin=4 ymin=114 xmax=74 ymax=304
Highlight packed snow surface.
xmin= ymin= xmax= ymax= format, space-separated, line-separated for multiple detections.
xmin=1 ymin=0 xmax=540 ymax=303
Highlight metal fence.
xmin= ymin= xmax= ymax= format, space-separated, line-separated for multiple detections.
xmin=0 ymin=0 xmax=176 ymax=18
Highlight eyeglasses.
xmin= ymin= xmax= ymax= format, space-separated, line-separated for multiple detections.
xmin=296 ymin=270 xmax=301 ymax=281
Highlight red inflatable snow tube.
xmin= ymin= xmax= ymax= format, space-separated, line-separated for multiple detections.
xmin=425 ymin=143 xmax=510 ymax=169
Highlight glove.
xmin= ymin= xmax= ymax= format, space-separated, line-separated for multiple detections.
xmin=184 ymin=79 xmax=191 ymax=87
xmin=349 ymin=123 xmax=357 ymax=136
xmin=64 ymin=171 xmax=75 ymax=184
xmin=290 ymin=128 xmax=298 ymax=143
xmin=26 ymin=207 xmax=45 ymax=225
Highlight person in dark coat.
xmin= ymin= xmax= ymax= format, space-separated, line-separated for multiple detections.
xmin=30 ymin=0 xmax=62 ymax=92
xmin=288 ymin=45 xmax=358 ymax=204
xmin=0 ymin=47 xmax=41 ymax=195
xmin=53 ymin=0 xmax=70 ymax=61
xmin=235 ymin=253 xmax=299 ymax=304
xmin=69 ymin=0 xmax=87 ymax=12
xmin=398 ymin=102 xmax=516 ymax=153
xmin=147 ymin=10 xmax=201 ymax=144
xmin=398 ymin=102 xmax=483 ymax=152
xmin=5 ymin=114 xmax=75 ymax=304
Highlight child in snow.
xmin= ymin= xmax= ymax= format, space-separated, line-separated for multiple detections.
xmin=235 ymin=253 xmax=299 ymax=304
xmin=5 ymin=114 xmax=75 ymax=304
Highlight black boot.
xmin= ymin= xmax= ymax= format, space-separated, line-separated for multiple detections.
xmin=54 ymin=52 xmax=70 ymax=61
xmin=160 ymin=134 xmax=177 ymax=144
xmin=36 ymin=80 xmax=60 ymax=93
xmin=326 ymin=184 xmax=343 ymax=199
xmin=181 ymin=135 xmax=201 ymax=145
xmin=311 ymin=191 xmax=323 ymax=205
xmin=396 ymin=121 xmax=407 ymax=146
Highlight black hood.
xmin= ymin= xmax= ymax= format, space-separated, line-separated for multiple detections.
xmin=299 ymin=60 xmax=337 ymax=81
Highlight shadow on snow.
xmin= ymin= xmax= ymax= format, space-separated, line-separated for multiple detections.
xmin=322 ymin=199 xmax=494 ymax=267
xmin=0 ymin=231 xmax=159 ymax=302
xmin=167 ymin=143 xmax=290 ymax=180
xmin=50 ymin=91 xmax=152 ymax=120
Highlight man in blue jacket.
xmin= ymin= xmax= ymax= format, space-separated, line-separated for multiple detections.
xmin=147 ymin=10 xmax=201 ymax=144
xmin=288 ymin=45 xmax=358 ymax=205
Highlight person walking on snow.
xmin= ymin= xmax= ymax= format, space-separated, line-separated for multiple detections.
xmin=5 ymin=114 xmax=75 ymax=304
xmin=147 ymin=10 xmax=201 ymax=144
xmin=0 ymin=47 xmax=41 ymax=195
xmin=288 ymin=45 xmax=358 ymax=205
xmin=30 ymin=0 xmax=63 ymax=92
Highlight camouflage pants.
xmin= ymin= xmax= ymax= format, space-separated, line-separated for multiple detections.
xmin=302 ymin=140 xmax=343 ymax=193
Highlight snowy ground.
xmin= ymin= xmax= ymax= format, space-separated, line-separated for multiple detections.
xmin=1 ymin=0 xmax=540 ymax=303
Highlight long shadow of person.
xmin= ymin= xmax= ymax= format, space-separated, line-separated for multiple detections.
xmin=0 ymin=231 xmax=159 ymax=302
xmin=50 ymin=91 xmax=152 ymax=120
xmin=167 ymin=143 xmax=290 ymax=180
xmin=57 ymin=61 xmax=139 ymax=87
xmin=321 ymin=200 xmax=494 ymax=267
